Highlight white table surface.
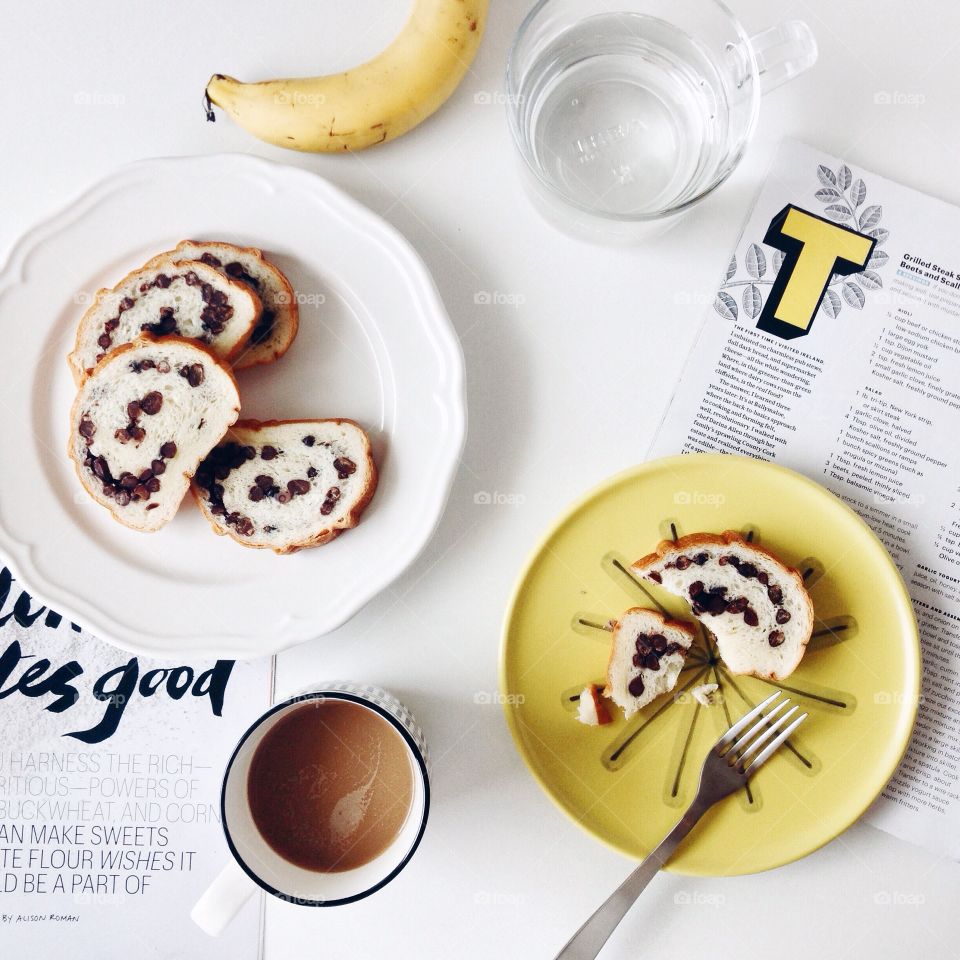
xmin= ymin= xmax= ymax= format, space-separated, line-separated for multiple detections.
xmin=4 ymin=1 xmax=960 ymax=957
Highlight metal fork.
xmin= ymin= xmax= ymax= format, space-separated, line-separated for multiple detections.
xmin=554 ymin=691 xmax=807 ymax=960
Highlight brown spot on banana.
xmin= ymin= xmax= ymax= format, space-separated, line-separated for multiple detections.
xmin=204 ymin=0 xmax=489 ymax=153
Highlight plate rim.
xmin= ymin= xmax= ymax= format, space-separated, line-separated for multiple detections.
xmin=499 ymin=452 xmax=921 ymax=876
xmin=0 ymin=153 xmax=467 ymax=658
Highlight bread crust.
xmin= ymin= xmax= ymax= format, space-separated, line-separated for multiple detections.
xmin=67 ymin=256 xmax=262 ymax=385
xmin=143 ymin=241 xmax=299 ymax=371
xmin=603 ymin=606 xmax=696 ymax=701
xmin=67 ymin=333 xmax=241 ymax=532
xmin=633 ymin=530 xmax=815 ymax=680
xmin=189 ymin=417 xmax=378 ymax=555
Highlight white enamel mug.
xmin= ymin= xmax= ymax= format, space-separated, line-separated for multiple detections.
xmin=191 ymin=682 xmax=430 ymax=935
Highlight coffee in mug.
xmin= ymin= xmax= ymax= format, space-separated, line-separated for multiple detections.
xmin=247 ymin=698 xmax=414 ymax=872
xmin=191 ymin=683 xmax=429 ymax=935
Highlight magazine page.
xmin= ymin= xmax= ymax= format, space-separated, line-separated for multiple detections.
xmin=648 ymin=138 xmax=960 ymax=858
xmin=0 ymin=565 xmax=271 ymax=955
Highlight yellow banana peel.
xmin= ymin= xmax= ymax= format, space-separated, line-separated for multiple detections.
xmin=206 ymin=0 xmax=489 ymax=152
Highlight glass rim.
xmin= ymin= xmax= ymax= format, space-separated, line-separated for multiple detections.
xmin=504 ymin=0 xmax=763 ymax=223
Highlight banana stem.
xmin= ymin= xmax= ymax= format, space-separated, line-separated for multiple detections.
xmin=203 ymin=88 xmax=216 ymax=123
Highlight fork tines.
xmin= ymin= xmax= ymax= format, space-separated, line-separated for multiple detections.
xmin=716 ymin=691 xmax=807 ymax=774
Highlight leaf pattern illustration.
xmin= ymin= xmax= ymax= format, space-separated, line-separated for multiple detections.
xmin=822 ymin=289 xmax=843 ymax=318
xmin=867 ymin=227 xmax=889 ymax=245
xmin=859 ymin=205 xmax=883 ymax=230
xmin=838 ymin=164 xmax=853 ymax=190
xmin=851 ymin=179 xmax=867 ymax=206
xmin=817 ymin=164 xmax=838 ymax=187
xmin=825 ymin=204 xmax=852 ymax=221
xmin=816 ymin=187 xmax=843 ymax=202
xmin=868 ymin=249 xmax=889 ymax=269
xmin=772 ymin=248 xmax=785 ymax=272
xmin=714 ymin=291 xmax=738 ymax=321
xmin=858 ymin=270 xmax=883 ymax=290
xmin=842 ymin=281 xmax=866 ymax=309
xmin=743 ymin=284 xmax=763 ymax=319
xmin=726 ymin=254 xmax=737 ymax=281
xmin=745 ymin=243 xmax=767 ymax=279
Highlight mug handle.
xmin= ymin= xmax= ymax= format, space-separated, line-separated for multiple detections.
xmin=191 ymin=859 xmax=257 ymax=936
xmin=749 ymin=20 xmax=818 ymax=94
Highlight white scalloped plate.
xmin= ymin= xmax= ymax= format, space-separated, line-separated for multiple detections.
xmin=0 ymin=155 xmax=465 ymax=658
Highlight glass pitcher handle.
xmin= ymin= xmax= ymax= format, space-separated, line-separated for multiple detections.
xmin=749 ymin=20 xmax=818 ymax=94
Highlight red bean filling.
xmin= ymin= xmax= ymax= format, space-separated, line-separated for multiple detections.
xmin=95 ymin=293 xmax=139 ymax=360
xmin=178 ymin=363 xmax=205 ymax=388
xmin=200 ymin=254 xmax=275 ymax=344
xmin=224 ymin=260 xmax=259 ymax=287
xmin=96 ymin=270 xmax=236 ymax=359
xmin=626 ymin=631 xmax=685 ymax=699
xmin=222 ymin=260 xmax=277 ymax=345
xmin=114 ymin=390 xmax=163 ymax=445
xmin=250 ymin=309 xmax=276 ymax=346
xmin=198 ymin=281 xmax=233 ymax=335
xmin=653 ymin=551 xmax=793 ymax=647
xmin=196 ymin=436 xmax=352 ymax=535
xmin=142 ymin=306 xmax=177 ymax=337
xmin=687 ymin=580 xmax=729 ymax=616
xmin=320 ymin=486 xmax=341 ymax=516
xmin=333 ymin=457 xmax=356 ymax=480
xmin=197 ymin=441 xmax=334 ymax=536
xmin=78 ymin=359 xmax=181 ymax=506
xmin=194 ymin=442 xmax=257 ymax=532
xmin=248 ymin=475 xmax=312 ymax=504
xmin=80 ymin=427 xmax=177 ymax=507
xmin=140 ymin=391 xmax=163 ymax=415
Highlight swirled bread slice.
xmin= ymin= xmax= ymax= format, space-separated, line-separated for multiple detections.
xmin=69 ymin=258 xmax=262 ymax=383
xmin=191 ymin=419 xmax=377 ymax=554
xmin=144 ymin=241 xmax=298 ymax=370
xmin=68 ymin=336 xmax=241 ymax=532
xmin=605 ymin=608 xmax=696 ymax=718
xmin=632 ymin=531 xmax=814 ymax=681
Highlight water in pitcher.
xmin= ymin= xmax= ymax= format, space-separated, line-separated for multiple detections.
xmin=516 ymin=13 xmax=732 ymax=217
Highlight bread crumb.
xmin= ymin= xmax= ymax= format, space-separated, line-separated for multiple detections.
xmin=576 ymin=685 xmax=612 ymax=725
xmin=692 ymin=683 xmax=719 ymax=707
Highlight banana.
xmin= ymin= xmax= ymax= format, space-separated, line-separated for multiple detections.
xmin=205 ymin=0 xmax=489 ymax=152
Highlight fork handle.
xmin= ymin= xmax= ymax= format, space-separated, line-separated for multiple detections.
xmin=552 ymin=797 xmax=711 ymax=960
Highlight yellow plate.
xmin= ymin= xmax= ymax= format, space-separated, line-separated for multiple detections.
xmin=500 ymin=454 xmax=919 ymax=876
